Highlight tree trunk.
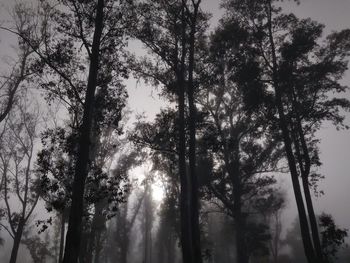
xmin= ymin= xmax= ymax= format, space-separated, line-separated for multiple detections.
xmin=94 ymin=230 xmax=102 ymax=263
xmin=274 ymin=60 xmax=316 ymax=263
xmin=9 ymin=222 xmax=24 ymax=263
xmin=178 ymin=2 xmax=194 ymax=263
xmin=86 ymin=224 xmax=96 ymax=263
xmin=166 ymin=235 xmax=175 ymax=263
xmin=59 ymin=212 xmax=66 ymax=263
xmin=302 ymin=175 xmax=324 ymax=261
xmin=79 ymin=229 xmax=90 ymax=263
xmin=294 ymin=109 xmax=324 ymax=262
xmin=265 ymin=2 xmax=316 ymax=262
xmin=235 ymin=215 xmax=249 ymax=263
xmin=62 ymin=0 xmax=104 ymax=262
xmin=120 ymin=241 xmax=128 ymax=263
xmin=231 ymin=153 xmax=249 ymax=263
xmin=291 ymin=85 xmax=324 ymax=262
xmin=187 ymin=2 xmax=202 ymax=263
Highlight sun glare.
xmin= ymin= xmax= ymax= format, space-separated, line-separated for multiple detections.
xmin=152 ymin=183 xmax=165 ymax=202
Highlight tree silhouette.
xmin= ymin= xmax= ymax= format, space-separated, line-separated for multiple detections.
xmin=0 ymin=99 xmax=41 ymax=263
xmin=222 ymin=1 xmax=350 ymax=261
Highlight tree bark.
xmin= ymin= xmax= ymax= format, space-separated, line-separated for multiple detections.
xmin=9 ymin=222 xmax=24 ymax=263
xmin=187 ymin=2 xmax=202 ymax=262
xmin=62 ymin=0 xmax=104 ymax=262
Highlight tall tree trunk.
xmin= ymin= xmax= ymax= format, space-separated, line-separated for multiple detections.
xmin=143 ymin=184 xmax=153 ymax=263
xmin=9 ymin=221 xmax=24 ymax=263
xmin=86 ymin=223 xmax=96 ymax=263
xmin=62 ymin=0 xmax=104 ymax=262
xmin=86 ymin=202 xmax=104 ymax=263
xmin=273 ymin=44 xmax=316 ymax=263
xmin=166 ymin=234 xmax=175 ymax=263
xmin=79 ymin=228 xmax=90 ymax=263
xmin=187 ymin=2 xmax=202 ymax=262
xmin=94 ymin=230 xmax=102 ymax=263
xmin=231 ymin=152 xmax=249 ymax=263
xmin=293 ymin=106 xmax=324 ymax=262
xmin=59 ymin=212 xmax=66 ymax=263
xmin=265 ymin=2 xmax=316 ymax=262
xmin=178 ymin=1 xmax=194 ymax=263
xmin=235 ymin=215 xmax=249 ymax=263
xmin=302 ymin=175 xmax=323 ymax=260
xmin=120 ymin=240 xmax=128 ymax=263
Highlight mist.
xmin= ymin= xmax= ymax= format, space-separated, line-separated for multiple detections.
xmin=0 ymin=0 xmax=350 ymax=263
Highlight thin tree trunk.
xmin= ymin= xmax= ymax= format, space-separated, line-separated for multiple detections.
xmin=87 ymin=203 xmax=103 ymax=263
xmin=0 ymin=46 xmax=30 ymax=123
xmin=62 ymin=0 xmax=104 ymax=262
xmin=120 ymin=241 xmax=128 ymax=263
xmin=302 ymin=175 xmax=323 ymax=260
xmin=86 ymin=224 xmax=96 ymax=263
xmin=94 ymin=231 xmax=102 ymax=263
xmin=59 ymin=212 xmax=66 ymax=263
xmin=9 ymin=222 xmax=24 ymax=263
xmin=265 ymin=2 xmax=316 ymax=262
xmin=293 ymin=104 xmax=323 ymax=262
xmin=273 ymin=48 xmax=316 ymax=263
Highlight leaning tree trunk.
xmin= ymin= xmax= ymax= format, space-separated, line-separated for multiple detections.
xmin=302 ymin=175 xmax=324 ymax=261
xmin=62 ymin=0 xmax=104 ymax=262
xmin=274 ymin=87 xmax=316 ymax=263
xmin=266 ymin=2 xmax=316 ymax=262
xmin=294 ymin=107 xmax=324 ymax=262
xmin=9 ymin=221 xmax=25 ymax=263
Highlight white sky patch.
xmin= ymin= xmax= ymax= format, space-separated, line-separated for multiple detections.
xmin=152 ymin=181 xmax=165 ymax=202
xmin=129 ymin=163 xmax=165 ymax=203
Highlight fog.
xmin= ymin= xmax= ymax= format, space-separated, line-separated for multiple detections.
xmin=0 ymin=0 xmax=349 ymax=263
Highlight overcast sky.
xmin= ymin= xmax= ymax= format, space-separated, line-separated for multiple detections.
xmin=0 ymin=0 xmax=349 ymax=242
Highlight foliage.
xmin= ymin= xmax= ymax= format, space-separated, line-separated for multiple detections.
xmin=319 ymin=213 xmax=348 ymax=262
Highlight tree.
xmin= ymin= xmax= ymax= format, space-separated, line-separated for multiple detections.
xmin=283 ymin=218 xmax=308 ymax=263
xmin=4 ymin=1 xmax=129 ymax=261
xmin=114 ymin=191 xmax=143 ymax=263
xmin=0 ymin=3 xmax=38 ymax=124
xmin=22 ymin=230 xmax=53 ymax=263
xmin=127 ymin=1 xmax=208 ymax=261
xmin=138 ymin=180 xmax=154 ymax=263
xmin=319 ymin=213 xmax=348 ymax=262
xmin=255 ymin=191 xmax=286 ymax=263
xmin=222 ymin=1 xmax=350 ymax=261
xmin=0 ymin=99 xmax=41 ymax=263
xmin=194 ymin=20 xmax=285 ymax=262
